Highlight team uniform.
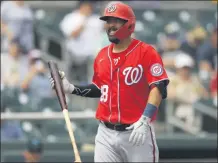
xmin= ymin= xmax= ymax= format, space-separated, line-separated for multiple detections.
xmin=50 ymin=2 xmax=169 ymax=162
xmin=93 ymin=39 xmax=168 ymax=124
xmin=93 ymin=38 xmax=168 ymax=162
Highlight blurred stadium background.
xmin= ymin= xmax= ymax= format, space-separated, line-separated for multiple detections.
xmin=1 ymin=0 xmax=217 ymax=162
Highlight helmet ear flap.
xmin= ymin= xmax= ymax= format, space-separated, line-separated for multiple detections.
xmin=113 ymin=19 xmax=135 ymax=40
xmin=127 ymin=19 xmax=135 ymax=33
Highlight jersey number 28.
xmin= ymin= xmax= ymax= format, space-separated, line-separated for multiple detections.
xmin=100 ymin=85 xmax=108 ymax=102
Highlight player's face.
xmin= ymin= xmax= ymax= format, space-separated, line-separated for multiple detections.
xmin=105 ymin=17 xmax=127 ymax=44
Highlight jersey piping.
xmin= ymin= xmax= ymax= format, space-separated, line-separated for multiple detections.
xmin=107 ymin=40 xmax=142 ymax=124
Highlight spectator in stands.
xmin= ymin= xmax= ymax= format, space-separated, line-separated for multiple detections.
xmin=18 ymin=137 xmax=44 ymax=162
xmin=180 ymin=26 xmax=207 ymax=62
xmin=23 ymin=137 xmax=43 ymax=162
xmin=21 ymin=50 xmax=54 ymax=104
xmin=198 ymin=27 xmax=217 ymax=82
xmin=1 ymin=106 xmax=25 ymax=141
xmin=59 ymin=1 xmax=104 ymax=83
xmin=1 ymin=0 xmax=34 ymax=54
xmin=1 ymin=39 xmax=29 ymax=88
xmin=160 ymin=30 xmax=183 ymax=77
xmin=167 ymin=54 xmax=209 ymax=126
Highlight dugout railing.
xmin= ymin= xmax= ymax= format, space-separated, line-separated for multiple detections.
xmin=166 ymin=99 xmax=217 ymax=135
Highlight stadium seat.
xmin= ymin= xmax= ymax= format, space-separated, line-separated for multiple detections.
xmin=35 ymin=9 xmax=71 ymax=36
xmin=197 ymin=11 xmax=216 ymax=29
xmin=38 ymin=97 xmax=60 ymax=112
xmin=43 ymin=141 xmax=78 ymax=151
xmin=42 ymin=120 xmax=87 ymax=144
xmin=77 ymin=119 xmax=99 ymax=140
xmin=20 ymin=120 xmax=42 ymax=138
xmin=3 ymin=151 xmax=75 ymax=162
xmin=2 ymin=153 xmax=25 ymax=162
xmin=1 ymin=141 xmax=26 ymax=152
xmin=41 ymin=151 xmax=75 ymax=162
xmin=80 ymin=151 xmax=94 ymax=162
xmin=1 ymin=88 xmax=36 ymax=113
xmin=1 ymin=88 xmax=22 ymax=112
xmin=42 ymin=120 xmax=66 ymax=139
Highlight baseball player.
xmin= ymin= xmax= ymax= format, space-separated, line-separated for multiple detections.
xmin=50 ymin=2 xmax=169 ymax=162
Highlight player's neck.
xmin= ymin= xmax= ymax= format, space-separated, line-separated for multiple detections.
xmin=112 ymin=37 xmax=132 ymax=53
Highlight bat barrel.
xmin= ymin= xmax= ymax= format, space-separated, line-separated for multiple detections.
xmin=48 ymin=61 xmax=68 ymax=110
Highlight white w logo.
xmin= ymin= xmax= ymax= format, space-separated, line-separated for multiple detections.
xmin=123 ymin=64 xmax=143 ymax=86
xmin=113 ymin=57 xmax=120 ymax=65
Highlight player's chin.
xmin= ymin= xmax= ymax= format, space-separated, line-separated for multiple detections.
xmin=108 ymin=35 xmax=120 ymax=44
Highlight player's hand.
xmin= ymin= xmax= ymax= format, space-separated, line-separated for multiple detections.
xmin=49 ymin=71 xmax=75 ymax=94
xmin=126 ymin=115 xmax=150 ymax=146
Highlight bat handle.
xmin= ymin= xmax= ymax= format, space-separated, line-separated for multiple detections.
xmin=62 ymin=109 xmax=82 ymax=162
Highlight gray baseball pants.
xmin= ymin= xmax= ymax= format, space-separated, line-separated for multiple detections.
xmin=94 ymin=122 xmax=159 ymax=162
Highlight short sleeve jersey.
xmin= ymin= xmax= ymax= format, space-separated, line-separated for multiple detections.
xmin=93 ymin=39 xmax=169 ymax=124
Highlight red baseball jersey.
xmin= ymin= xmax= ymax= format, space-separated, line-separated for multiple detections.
xmin=92 ymin=39 xmax=169 ymax=124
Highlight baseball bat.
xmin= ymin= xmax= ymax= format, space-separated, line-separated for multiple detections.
xmin=48 ymin=61 xmax=82 ymax=163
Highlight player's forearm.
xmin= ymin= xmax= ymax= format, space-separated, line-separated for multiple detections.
xmin=143 ymin=87 xmax=162 ymax=119
xmin=72 ymin=84 xmax=101 ymax=98
xmin=147 ymin=87 xmax=162 ymax=107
